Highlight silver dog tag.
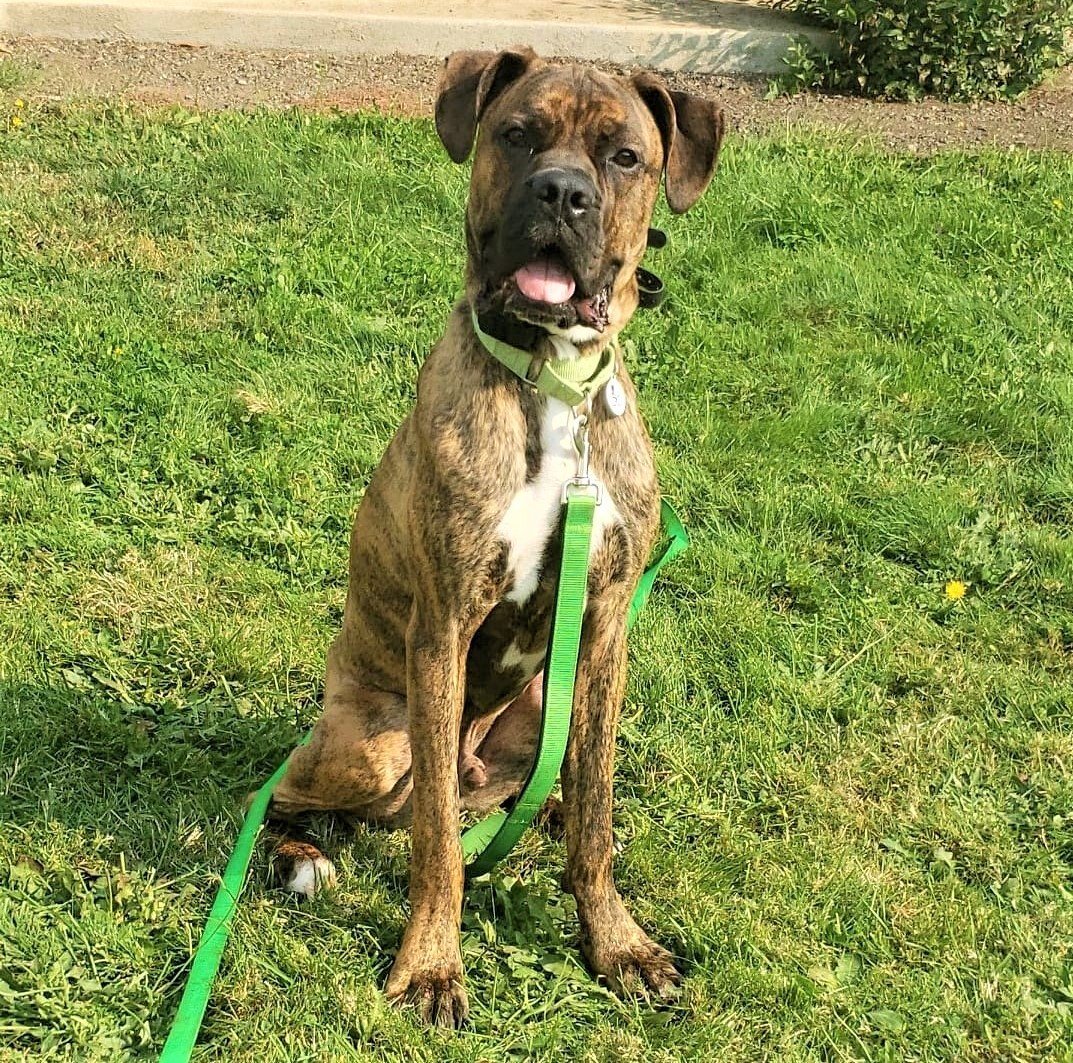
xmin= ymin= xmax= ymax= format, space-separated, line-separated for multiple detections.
xmin=603 ymin=375 xmax=627 ymax=417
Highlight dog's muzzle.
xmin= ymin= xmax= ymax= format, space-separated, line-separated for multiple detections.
xmin=482 ymin=163 xmax=611 ymax=331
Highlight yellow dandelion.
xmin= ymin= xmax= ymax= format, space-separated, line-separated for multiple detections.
xmin=945 ymin=580 xmax=968 ymax=601
xmin=112 ymin=344 xmax=124 ymax=357
xmin=10 ymin=115 xmax=22 ymax=129
xmin=1054 ymin=198 xmax=1065 ymax=212
xmin=14 ymin=98 xmax=25 ymax=109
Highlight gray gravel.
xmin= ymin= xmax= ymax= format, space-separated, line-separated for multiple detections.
xmin=3 ymin=36 xmax=1072 ymax=152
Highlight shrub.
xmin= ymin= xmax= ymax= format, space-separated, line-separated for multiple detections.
xmin=774 ymin=0 xmax=1073 ymax=100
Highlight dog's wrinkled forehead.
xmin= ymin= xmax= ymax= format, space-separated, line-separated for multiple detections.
xmin=483 ymin=64 xmax=660 ymax=158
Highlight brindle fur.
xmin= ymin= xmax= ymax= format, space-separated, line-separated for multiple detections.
xmin=267 ymin=49 xmax=724 ymax=1028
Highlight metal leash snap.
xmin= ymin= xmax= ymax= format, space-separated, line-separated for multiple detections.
xmin=563 ymin=411 xmax=602 ymax=504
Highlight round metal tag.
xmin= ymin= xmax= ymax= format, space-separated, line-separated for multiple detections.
xmin=603 ymin=375 xmax=627 ymax=417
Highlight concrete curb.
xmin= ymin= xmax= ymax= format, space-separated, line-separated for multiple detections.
xmin=1 ymin=1 xmax=832 ymax=73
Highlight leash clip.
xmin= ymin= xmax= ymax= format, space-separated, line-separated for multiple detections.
xmin=562 ymin=412 xmax=603 ymax=504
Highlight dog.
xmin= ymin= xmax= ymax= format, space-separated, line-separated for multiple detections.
xmin=267 ymin=47 xmax=724 ymax=1027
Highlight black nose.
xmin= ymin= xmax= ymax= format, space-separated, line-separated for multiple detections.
xmin=526 ymin=168 xmax=598 ymax=218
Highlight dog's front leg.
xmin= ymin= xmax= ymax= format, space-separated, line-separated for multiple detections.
xmin=561 ymin=595 xmax=682 ymax=1001
xmin=385 ymin=610 xmax=469 ymax=1027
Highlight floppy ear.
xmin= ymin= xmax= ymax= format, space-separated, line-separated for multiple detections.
xmin=435 ymin=47 xmax=540 ymax=164
xmin=631 ymin=72 xmax=725 ymax=213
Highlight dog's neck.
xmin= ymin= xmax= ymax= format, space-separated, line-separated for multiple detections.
xmin=468 ymin=305 xmax=619 ymax=368
xmin=473 ymin=305 xmax=545 ymax=353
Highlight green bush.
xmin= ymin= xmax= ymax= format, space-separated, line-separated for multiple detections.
xmin=775 ymin=0 xmax=1073 ymax=100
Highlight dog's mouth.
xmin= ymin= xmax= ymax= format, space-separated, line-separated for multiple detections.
xmin=502 ymin=247 xmax=611 ymax=332
xmin=514 ymin=252 xmax=576 ymax=304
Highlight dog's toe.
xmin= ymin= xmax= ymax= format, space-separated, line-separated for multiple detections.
xmin=271 ymin=839 xmax=337 ymax=899
xmin=387 ymin=969 xmax=469 ymax=1029
xmin=284 ymin=856 xmax=337 ymax=899
xmin=608 ymin=941 xmax=682 ymax=1001
xmin=432 ymin=978 xmax=469 ymax=1028
xmin=584 ymin=934 xmax=682 ymax=1003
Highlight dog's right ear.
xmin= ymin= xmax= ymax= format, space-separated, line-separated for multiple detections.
xmin=435 ymin=48 xmax=539 ymax=163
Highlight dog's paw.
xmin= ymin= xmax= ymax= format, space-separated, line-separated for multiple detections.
xmin=581 ymin=923 xmax=682 ymax=1003
xmin=459 ymin=751 xmax=488 ymax=793
xmin=271 ymin=839 xmax=337 ymax=899
xmin=284 ymin=856 xmax=337 ymax=899
xmin=536 ymin=794 xmax=565 ymax=838
xmin=388 ymin=969 xmax=467 ymax=1025
xmin=598 ymin=939 xmax=682 ymax=1002
xmin=386 ymin=966 xmax=469 ymax=1029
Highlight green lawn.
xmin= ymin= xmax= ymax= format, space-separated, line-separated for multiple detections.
xmin=1 ymin=71 xmax=1072 ymax=1062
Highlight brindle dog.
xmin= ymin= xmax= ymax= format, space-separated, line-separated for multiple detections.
xmin=268 ymin=48 xmax=724 ymax=1027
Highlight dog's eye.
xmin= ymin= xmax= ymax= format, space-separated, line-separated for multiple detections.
xmin=611 ymin=148 xmax=640 ymax=169
xmin=503 ymin=126 xmax=528 ymax=148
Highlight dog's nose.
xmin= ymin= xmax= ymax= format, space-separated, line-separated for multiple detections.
xmin=526 ymin=168 xmax=597 ymax=218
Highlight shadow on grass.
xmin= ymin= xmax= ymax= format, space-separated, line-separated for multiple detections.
xmin=0 ymin=679 xmax=403 ymax=886
xmin=1 ymin=677 xmax=690 ymax=1054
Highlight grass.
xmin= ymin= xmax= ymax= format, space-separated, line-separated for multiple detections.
xmin=0 ymin=79 xmax=1071 ymax=1062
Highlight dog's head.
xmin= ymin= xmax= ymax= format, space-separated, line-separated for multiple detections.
xmin=435 ymin=49 xmax=725 ymax=346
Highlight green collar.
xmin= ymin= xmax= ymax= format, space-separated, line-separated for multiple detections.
xmin=471 ymin=308 xmax=616 ymax=408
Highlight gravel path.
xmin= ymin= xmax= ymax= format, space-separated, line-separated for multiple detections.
xmin=3 ymin=35 xmax=1072 ymax=152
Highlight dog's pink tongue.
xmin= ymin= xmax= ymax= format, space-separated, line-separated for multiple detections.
xmin=514 ymin=258 xmax=576 ymax=304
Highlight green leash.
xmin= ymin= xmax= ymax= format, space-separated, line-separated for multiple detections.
xmin=158 ymin=754 xmax=298 ymax=1063
xmin=460 ymin=497 xmax=688 ymax=875
xmin=159 ymin=493 xmax=687 ymax=1061
xmin=460 ymin=487 xmax=596 ymax=876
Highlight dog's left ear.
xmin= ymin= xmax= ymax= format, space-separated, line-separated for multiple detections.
xmin=435 ymin=48 xmax=540 ymax=164
xmin=632 ymin=73 xmax=725 ymax=214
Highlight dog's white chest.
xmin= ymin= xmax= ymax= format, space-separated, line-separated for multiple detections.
xmin=497 ymin=398 xmax=621 ymax=605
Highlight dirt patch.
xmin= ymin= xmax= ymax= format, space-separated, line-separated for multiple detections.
xmin=3 ymin=35 xmax=1072 ymax=152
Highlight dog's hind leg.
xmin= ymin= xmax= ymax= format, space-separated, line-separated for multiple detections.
xmin=270 ymin=686 xmax=412 ymax=820
xmin=461 ymin=675 xmax=542 ymax=813
xmin=265 ymin=645 xmax=413 ymax=898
